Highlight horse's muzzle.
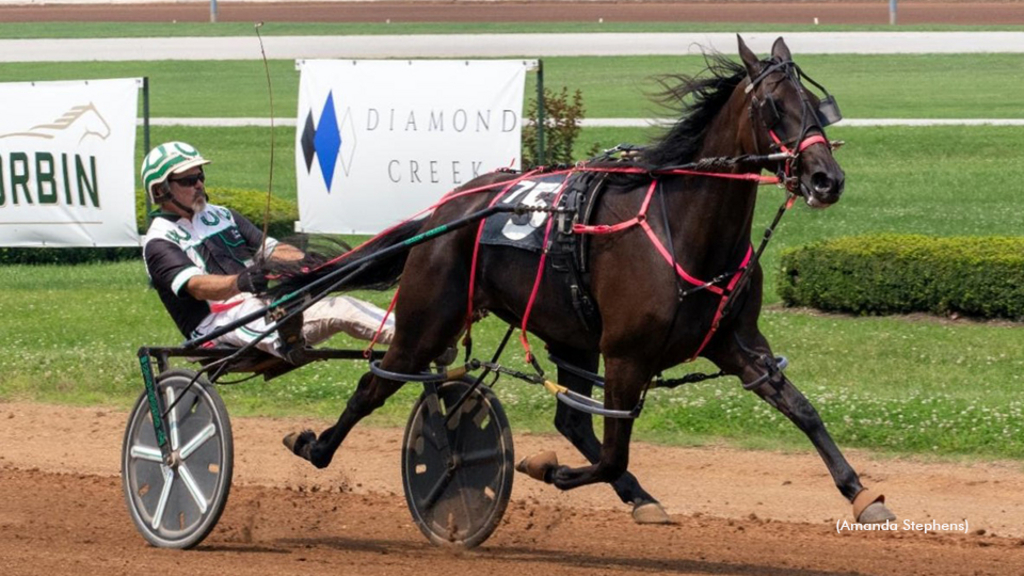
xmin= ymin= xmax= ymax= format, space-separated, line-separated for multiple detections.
xmin=803 ymin=167 xmax=844 ymax=208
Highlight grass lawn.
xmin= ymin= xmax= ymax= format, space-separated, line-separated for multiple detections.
xmin=2 ymin=261 xmax=1023 ymax=461
xmin=2 ymin=54 xmax=1022 ymax=119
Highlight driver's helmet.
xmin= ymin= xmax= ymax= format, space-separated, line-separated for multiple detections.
xmin=140 ymin=141 xmax=211 ymax=203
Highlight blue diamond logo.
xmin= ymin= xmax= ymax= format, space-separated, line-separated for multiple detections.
xmin=300 ymin=111 xmax=316 ymax=173
xmin=314 ymin=92 xmax=342 ymax=191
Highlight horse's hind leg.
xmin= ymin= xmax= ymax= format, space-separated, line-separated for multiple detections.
xmin=705 ymin=324 xmax=896 ymax=524
xmin=549 ymin=345 xmax=670 ymax=524
xmin=285 ymin=369 xmax=405 ymax=469
xmin=286 ymin=267 xmax=468 ymax=470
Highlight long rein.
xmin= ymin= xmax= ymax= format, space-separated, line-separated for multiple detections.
xmin=334 ymin=139 xmax=823 ymax=368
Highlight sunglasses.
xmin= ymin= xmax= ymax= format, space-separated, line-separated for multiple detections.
xmin=169 ymin=172 xmax=205 ymax=187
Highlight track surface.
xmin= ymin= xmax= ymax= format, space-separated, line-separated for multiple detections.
xmin=3 ymin=402 xmax=1024 ymax=576
xmin=2 ymin=1 xmax=1023 ymax=25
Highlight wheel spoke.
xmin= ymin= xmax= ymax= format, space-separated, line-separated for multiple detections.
xmin=460 ymin=447 xmax=502 ymax=468
xmin=421 ymin=424 xmax=444 ymax=451
xmin=179 ymin=424 xmax=216 ymax=460
xmin=164 ymin=387 xmax=180 ymax=451
xmin=420 ymin=469 xmax=454 ymax=511
xmin=178 ymin=463 xmax=209 ymax=514
xmin=452 ymin=462 xmax=474 ymax=534
xmin=150 ymin=465 xmax=175 ymax=530
xmin=130 ymin=444 xmax=163 ymax=463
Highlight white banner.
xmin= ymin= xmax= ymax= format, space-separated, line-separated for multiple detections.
xmin=0 ymin=78 xmax=141 ymax=247
xmin=295 ymin=59 xmax=530 ymax=234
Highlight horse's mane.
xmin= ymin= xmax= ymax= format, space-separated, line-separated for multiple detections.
xmin=641 ymin=52 xmax=747 ymax=168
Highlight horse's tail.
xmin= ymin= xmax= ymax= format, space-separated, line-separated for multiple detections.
xmin=265 ymin=218 xmax=425 ymax=299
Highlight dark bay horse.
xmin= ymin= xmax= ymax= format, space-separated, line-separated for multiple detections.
xmin=272 ymin=36 xmax=895 ymax=525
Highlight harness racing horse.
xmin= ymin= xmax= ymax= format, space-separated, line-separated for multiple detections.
xmin=272 ymin=36 xmax=896 ymax=526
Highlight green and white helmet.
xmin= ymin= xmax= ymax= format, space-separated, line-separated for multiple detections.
xmin=140 ymin=141 xmax=211 ymax=202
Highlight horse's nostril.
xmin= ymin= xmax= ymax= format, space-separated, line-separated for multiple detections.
xmin=811 ymin=172 xmax=834 ymax=194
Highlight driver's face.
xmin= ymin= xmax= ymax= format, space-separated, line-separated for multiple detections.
xmin=166 ymin=167 xmax=207 ymax=215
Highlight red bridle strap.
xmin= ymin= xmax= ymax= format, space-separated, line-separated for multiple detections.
xmin=768 ymin=131 xmax=829 ymax=156
xmin=798 ymin=133 xmax=829 ymax=153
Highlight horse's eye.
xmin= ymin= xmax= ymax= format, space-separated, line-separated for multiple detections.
xmin=759 ymin=96 xmax=781 ymax=127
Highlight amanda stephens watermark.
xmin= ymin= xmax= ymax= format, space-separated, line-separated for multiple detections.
xmin=836 ymin=519 xmax=969 ymax=534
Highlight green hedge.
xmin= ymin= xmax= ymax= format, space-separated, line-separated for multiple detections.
xmin=0 ymin=187 xmax=297 ymax=265
xmin=778 ymin=234 xmax=1024 ymax=320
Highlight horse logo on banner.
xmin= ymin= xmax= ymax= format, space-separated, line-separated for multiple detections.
xmin=0 ymin=102 xmax=111 ymax=144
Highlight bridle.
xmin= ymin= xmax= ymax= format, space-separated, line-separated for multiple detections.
xmin=744 ymin=58 xmax=843 ymax=193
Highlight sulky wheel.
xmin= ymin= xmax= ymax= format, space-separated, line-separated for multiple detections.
xmin=402 ymin=378 xmax=514 ymax=548
xmin=121 ymin=369 xmax=233 ymax=549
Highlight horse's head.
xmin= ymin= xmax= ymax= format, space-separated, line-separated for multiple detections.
xmin=738 ymin=36 xmax=844 ymax=208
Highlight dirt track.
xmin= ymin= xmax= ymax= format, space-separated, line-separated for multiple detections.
xmin=3 ymin=402 xmax=1024 ymax=575
xmin=2 ymin=1 xmax=1024 ymax=25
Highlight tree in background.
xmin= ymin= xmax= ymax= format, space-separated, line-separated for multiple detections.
xmin=521 ymin=86 xmax=599 ymax=167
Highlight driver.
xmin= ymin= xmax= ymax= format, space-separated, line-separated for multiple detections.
xmin=140 ymin=141 xmax=395 ymax=361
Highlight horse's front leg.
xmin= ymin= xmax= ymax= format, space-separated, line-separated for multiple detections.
xmin=548 ymin=345 xmax=670 ymax=524
xmin=705 ymin=327 xmax=896 ymax=524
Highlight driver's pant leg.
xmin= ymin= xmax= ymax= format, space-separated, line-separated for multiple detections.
xmin=301 ymin=296 xmax=395 ymax=346
xmin=206 ymin=298 xmax=285 ymax=357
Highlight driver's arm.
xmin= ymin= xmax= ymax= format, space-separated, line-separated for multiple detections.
xmin=185 ymin=274 xmax=242 ymax=301
xmin=268 ymin=242 xmax=304 ymax=262
xmin=181 ymin=241 xmax=304 ymax=300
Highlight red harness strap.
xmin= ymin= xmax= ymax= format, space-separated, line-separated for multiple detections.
xmin=517 ymin=177 xmax=574 ymax=360
xmin=466 ymin=168 xmax=575 ymax=347
xmin=690 ymin=244 xmax=753 ymax=360
xmin=361 ymin=167 xmax=565 ymax=355
xmin=364 ymin=287 xmax=400 ymax=358
xmin=570 ymin=176 xmax=757 ymax=361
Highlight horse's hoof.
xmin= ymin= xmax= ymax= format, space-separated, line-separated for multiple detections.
xmin=853 ymin=488 xmax=896 ymax=524
xmin=282 ymin=429 xmax=315 ymax=461
xmin=632 ymin=501 xmax=672 ymax=525
xmin=858 ymin=501 xmax=897 ymax=524
xmin=515 ymin=450 xmax=558 ymax=483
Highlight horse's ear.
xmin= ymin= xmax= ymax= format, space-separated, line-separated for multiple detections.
xmin=737 ymin=35 xmax=761 ymax=79
xmin=771 ymin=37 xmax=793 ymax=62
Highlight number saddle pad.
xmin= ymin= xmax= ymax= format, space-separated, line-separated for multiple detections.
xmin=479 ymin=172 xmax=573 ymax=253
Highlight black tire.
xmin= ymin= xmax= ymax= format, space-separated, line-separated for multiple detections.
xmin=121 ymin=369 xmax=233 ymax=549
xmin=402 ymin=379 xmax=514 ymax=548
